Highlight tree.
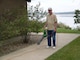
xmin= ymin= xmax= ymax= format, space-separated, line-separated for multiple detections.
xmin=28 ymin=2 xmax=47 ymax=20
xmin=74 ymin=10 xmax=80 ymax=23
xmin=27 ymin=3 xmax=47 ymax=33
xmin=0 ymin=0 xmax=30 ymax=43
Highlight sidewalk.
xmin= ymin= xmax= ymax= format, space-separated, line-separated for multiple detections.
xmin=0 ymin=33 xmax=80 ymax=60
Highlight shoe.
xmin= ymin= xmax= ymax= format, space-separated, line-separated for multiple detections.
xmin=53 ymin=46 xmax=56 ymax=49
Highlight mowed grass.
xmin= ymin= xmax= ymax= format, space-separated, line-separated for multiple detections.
xmin=40 ymin=28 xmax=80 ymax=34
xmin=57 ymin=28 xmax=80 ymax=34
xmin=46 ymin=36 xmax=80 ymax=60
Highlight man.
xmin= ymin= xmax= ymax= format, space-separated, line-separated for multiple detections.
xmin=44 ymin=8 xmax=57 ymax=48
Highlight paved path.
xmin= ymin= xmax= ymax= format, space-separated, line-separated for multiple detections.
xmin=0 ymin=33 xmax=80 ymax=60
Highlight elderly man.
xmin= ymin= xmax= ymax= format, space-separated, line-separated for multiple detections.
xmin=44 ymin=8 xmax=58 ymax=48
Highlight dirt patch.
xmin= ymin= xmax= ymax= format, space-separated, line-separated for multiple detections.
xmin=0 ymin=34 xmax=42 ymax=57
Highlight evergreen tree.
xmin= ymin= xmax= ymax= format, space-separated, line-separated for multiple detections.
xmin=74 ymin=10 xmax=80 ymax=23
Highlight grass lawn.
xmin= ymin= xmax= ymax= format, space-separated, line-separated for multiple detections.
xmin=40 ymin=28 xmax=80 ymax=34
xmin=46 ymin=36 xmax=80 ymax=60
xmin=57 ymin=28 xmax=80 ymax=34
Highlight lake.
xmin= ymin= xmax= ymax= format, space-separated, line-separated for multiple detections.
xmin=56 ymin=14 xmax=80 ymax=29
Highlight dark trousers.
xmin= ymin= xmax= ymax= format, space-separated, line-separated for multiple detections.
xmin=47 ymin=30 xmax=56 ymax=46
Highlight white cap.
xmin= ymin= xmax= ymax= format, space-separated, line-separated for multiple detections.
xmin=48 ymin=8 xmax=52 ymax=10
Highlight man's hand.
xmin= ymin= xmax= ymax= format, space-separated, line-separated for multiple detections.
xmin=54 ymin=27 xmax=56 ymax=32
xmin=54 ymin=21 xmax=57 ymax=32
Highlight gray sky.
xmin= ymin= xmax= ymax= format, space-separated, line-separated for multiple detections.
xmin=28 ymin=0 xmax=80 ymax=12
xmin=28 ymin=0 xmax=80 ymax=28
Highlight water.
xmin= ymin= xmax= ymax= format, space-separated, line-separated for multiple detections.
xmin=56 ymin=14 xmax=80 ymax=29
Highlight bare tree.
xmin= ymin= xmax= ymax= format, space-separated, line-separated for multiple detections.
xmin=28 ymin=2 xmax=47 ymax=20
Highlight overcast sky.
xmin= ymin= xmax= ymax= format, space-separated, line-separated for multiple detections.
xmin=28 ymin=0 xmax=80 ymax=28
xmin=28 ymin=0 xmax=80 ymax=12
